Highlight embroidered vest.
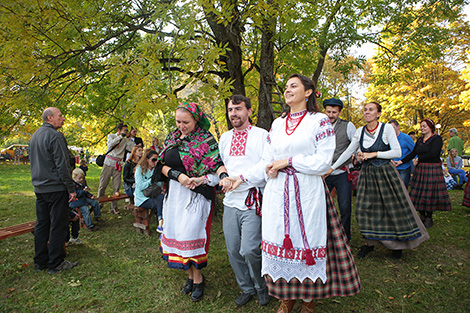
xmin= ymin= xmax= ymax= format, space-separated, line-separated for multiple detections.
xmin=360 ymin=123 xmax=390 ymax=168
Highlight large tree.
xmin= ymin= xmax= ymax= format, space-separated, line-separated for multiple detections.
xmin=0 ymin=0 xmax=466 ymax=144
xmin=367 ymin=13 xmax=470 ymax=136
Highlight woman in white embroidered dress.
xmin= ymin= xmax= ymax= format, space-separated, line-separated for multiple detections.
xmin=261 ymin=74 xmax=361 ymax=313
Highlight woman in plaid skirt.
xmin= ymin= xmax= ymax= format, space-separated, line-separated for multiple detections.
xmin=463 ymin=172 xmax=470 ymax=208
xmin=258 ymin=74 xmax=361 ymax=313
xmin=394 ymin=119 xmax=452 ymax=227
xmin=331 ymin=102 xmax=429 ymax=260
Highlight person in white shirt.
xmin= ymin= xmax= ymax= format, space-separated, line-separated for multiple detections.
xmin=218 ymin=95 xmax=270 ymax=307
xmin=331 ymin=102 xmax=428 ymax=260
xmin=97 ymin=122 xmax=134 ymax=214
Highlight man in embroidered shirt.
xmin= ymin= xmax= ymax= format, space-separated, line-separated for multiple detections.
xmin=97 ymin=122 xmax=134 ymax=214
xmin=218 ymin=95 xmax=270 ymax=307
xmin=322 ymin=98 xmax=356 ymax=242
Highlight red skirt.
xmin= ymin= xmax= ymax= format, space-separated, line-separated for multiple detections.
xmin=265 ymin=182 xmax=361 ymax=300
xmin=409 ymin=163 xmax=451 ymax=212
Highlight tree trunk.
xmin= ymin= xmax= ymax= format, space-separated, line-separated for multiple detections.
xmin=256 ymin=2 xmax=276 ymax=131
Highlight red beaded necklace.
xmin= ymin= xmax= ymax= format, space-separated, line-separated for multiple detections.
xmin=286 ymin=110 xmax=307 ymax=135
xmin=366 ymin=122 xmax=379 ymax=133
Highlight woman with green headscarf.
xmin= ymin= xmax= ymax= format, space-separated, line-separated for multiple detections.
xmin=159 ymin=102 xmax=226 ymax=302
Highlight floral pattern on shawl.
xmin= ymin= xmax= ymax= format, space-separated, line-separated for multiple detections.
xmin=161 ymin=126 xmax=223 ymax=177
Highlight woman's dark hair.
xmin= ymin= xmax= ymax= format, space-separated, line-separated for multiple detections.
xmin=136 ymin=149 xmax=158 ymax=174
xmin=421 ymin=118 xmax=436 ymax=134
xmin=281 ymin=74 xmax=318 ymax=118
xmin=367 ymin=101 xmax=382 ymax=112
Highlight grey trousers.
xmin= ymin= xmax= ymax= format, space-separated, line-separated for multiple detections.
xmin=97 ymin=163 xmax=122 ymax=210
xmin=223 ymin=205 xmax=266 ymax=294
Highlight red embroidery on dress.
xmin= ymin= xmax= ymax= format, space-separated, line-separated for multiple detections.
xmin=229 ymin=126 xmax=251 ymax=156
xmin=161 ymin=234 xmax=206 ymax=251
xmin=262 ymin=240 xmax=326 ymax=261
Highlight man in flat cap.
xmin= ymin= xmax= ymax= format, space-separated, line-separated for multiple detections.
xmin=447 ymin=128 xmax=464 ymax=157
xmin=322 ymin=98 xmax=356 ymax=242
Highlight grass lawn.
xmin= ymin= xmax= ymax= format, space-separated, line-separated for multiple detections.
xmin=0 ymin=162 xmax=469 ymax=312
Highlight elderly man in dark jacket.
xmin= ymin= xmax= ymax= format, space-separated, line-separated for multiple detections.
xmin=30 ymin=107 xmax=79 ymax=274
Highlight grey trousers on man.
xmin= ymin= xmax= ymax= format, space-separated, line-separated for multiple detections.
xmin=97 ymin=163 xmax=122 ymax=210
xmin=223 ymin=205 xmax=266 ymax=295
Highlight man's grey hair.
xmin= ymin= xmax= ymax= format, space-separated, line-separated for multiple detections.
xmin=42 ymin=108 xmax=55 ymax=122
xmin=449 ymin=128 xmax=458 ymax=134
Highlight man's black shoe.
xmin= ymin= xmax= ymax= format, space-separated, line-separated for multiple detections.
xmin=235 ymin=292 xmax=254 ymax=306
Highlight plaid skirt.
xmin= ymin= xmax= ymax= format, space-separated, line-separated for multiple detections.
xmin=265 ymin=182 xmax=361 ymax=300
xmin=409 ymin=163 xmax=451 ymax=212
xmin=463 ymin=180 xmax=470 ymax=208
xmin=356 ymin=163 xmax=422 ymax=242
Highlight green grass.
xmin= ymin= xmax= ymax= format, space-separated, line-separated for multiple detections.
xmin=0 ymin=162 xmax=469 ymax=312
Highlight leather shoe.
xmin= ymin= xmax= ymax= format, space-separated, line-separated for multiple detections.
xmin=191 ymin=277 xmax=205 ymax=302
xmin=357 ymin=245 xmax=374 ymax=259
xmin=258 ymin=288 xmax=271 ymax=306
xmin=182 ymin=278 xmax=193 ymax=294
xmin=48 ymin=260 xmax=79 ymax=274
xmin=235 ymin=292 xmax=253 ymax=306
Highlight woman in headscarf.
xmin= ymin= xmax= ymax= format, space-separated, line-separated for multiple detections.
xmin=159 ymin=102 xmax=226 ymax=302
xmin=394 ymin=118 xmax=452 ymax=227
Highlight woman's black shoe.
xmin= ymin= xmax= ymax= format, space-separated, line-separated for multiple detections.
xmin=191 ymin=278 xmax=205 ymax=302
xmin=357 ymin=245 xmax=374 ymax=259
xmin=182 ymin=278 xmax=193 ymax=294
xmin=391 ymin=249 xmax=402 ymax=259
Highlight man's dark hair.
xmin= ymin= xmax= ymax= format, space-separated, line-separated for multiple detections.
xmin=388 ymin=119 xmax=399 ymax=127
xmin=117 ymin=122 xmax=127 ymax=131
xmin=229 ymin=95 xmax=251 ymax=109
xmin=408 ymin=131 xmax=416 ymax=136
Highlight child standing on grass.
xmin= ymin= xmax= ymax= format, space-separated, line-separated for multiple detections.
xmin=67 ymin=209 xmax=82 ymax=245
xmin=70 ymin=168 xmax=104 ymax=231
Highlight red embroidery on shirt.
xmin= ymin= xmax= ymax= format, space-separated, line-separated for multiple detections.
xmin=229 ymin=125 xmax=251 ymax=156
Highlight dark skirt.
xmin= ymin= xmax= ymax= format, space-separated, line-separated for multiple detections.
xmin=409 ymin=163 xmax=451 ymax=212
xmin=265 ymin=182 xmax=361 ymax=300
xmin=463 ymin=179 xmax=470 ymax=208
xmin=356 ymin=163 xmax=423 ymax=242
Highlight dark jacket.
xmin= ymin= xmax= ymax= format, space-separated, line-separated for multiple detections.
xmin=123 ymin=160 xmax=137 ymax=190
xmin=69 ymin=182 xmax=94 ymax=208
xmin=30 ymin=123 xmax=75 ymax=194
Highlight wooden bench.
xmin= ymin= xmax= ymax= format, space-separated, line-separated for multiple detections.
xmin=0 ymin=194 xmax=131 ymax=239
xmin=132 ymin=206 xmax=152 ymax=236
xmin=0 ymin=221 xmax=36 ymax=240
xmin=97 ymin=193 xmax=129 ymax=204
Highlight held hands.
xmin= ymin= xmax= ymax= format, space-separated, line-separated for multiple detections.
xmin=357 ymin=152 xmax=377 ymax=162
xmin=219 ymin=176 xmax=243 ymax=193
xmin=178 ymin=174 xmax=205 ymax=190
xmin=266 ymin=158 xmax=289 ymax=179
xmin=391 ymin=160 xmax=402 ymax=167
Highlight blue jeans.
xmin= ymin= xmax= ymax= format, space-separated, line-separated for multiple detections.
xmin=398 ymin=167 xmax=412 ymax=188
xmin=448 ymin=168 xmax=468 ymax=184
xmin=125 ymin=187 xmax=135 ymax=198
xmin=78 ymin=198 xmax=101 ymax=228
xmin=140 ymin=194 xmax=164 ymax=221
xmin=325 ymin=172 xmax=352 ymax=241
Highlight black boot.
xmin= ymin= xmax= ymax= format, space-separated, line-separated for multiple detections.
xmin=357 ymin=245 xmax=374 ymax=259
xmin=182 ymin=278 xmax=193 ymax=294
xmin=391 ymin=249 xmax=402 ymax=259
xmin=191 ymin=276 xmax=205 ymax=302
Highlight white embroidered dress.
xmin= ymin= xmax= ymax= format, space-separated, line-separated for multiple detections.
xmin=261 ymin=111 xmax=335 ymax=283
